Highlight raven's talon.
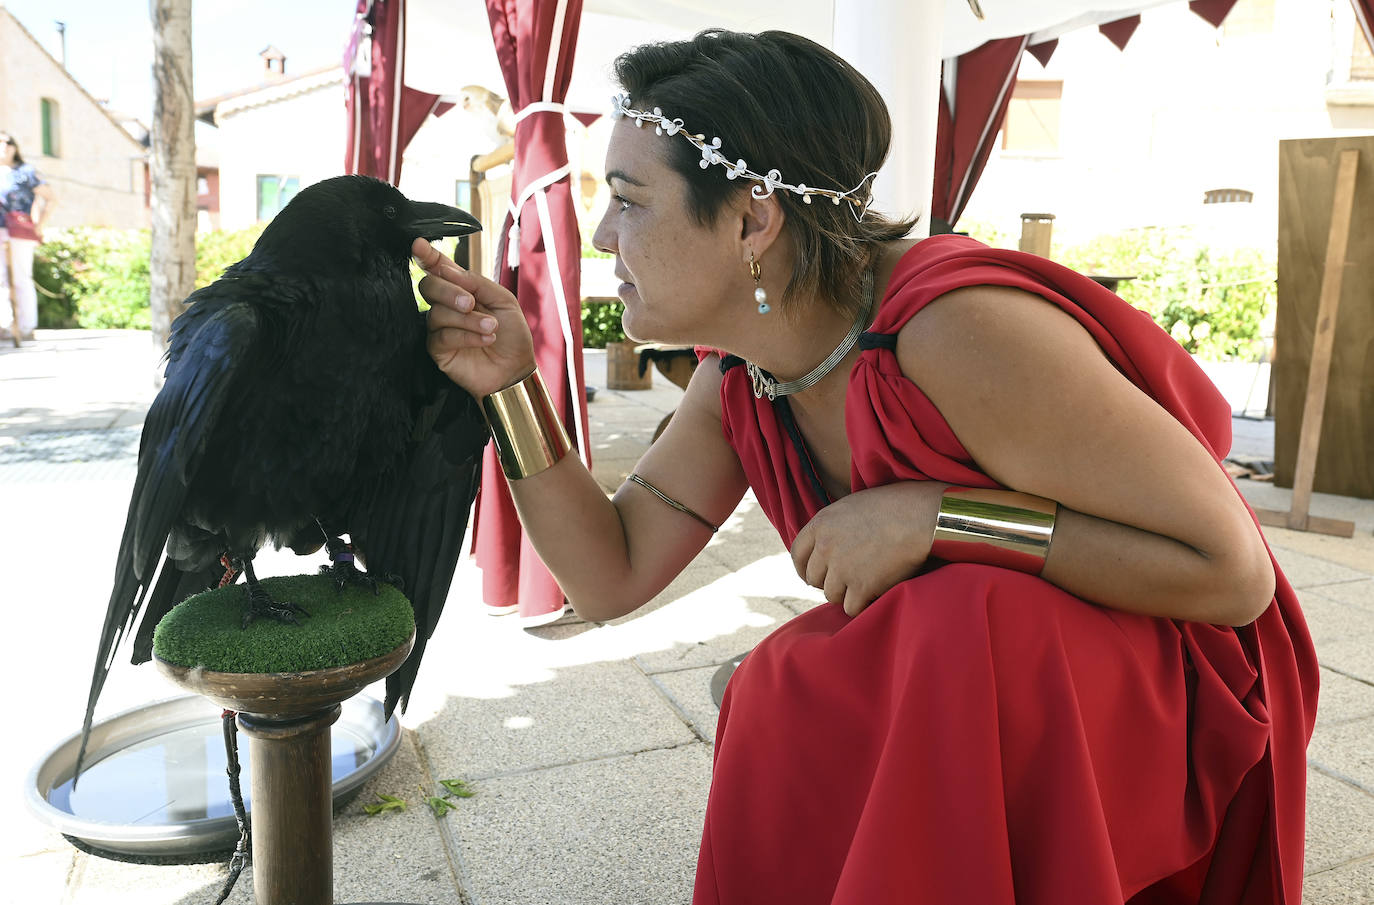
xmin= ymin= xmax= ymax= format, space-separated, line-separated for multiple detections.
xmin=242 ymin=588 xmax=310 ymax=628
xmin=322 ymin=559 xmax=386 ymax=595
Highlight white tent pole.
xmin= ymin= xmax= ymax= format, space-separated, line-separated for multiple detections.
xmin=832 ymin=0 xmax=943 ymax=239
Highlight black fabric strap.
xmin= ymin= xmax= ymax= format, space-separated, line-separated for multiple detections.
xmin=858 ymin=331 xmax=898 ymax=351
xmin=773 ymin=396 xmax=831 ymax=508
xmin=719 ymin=350 xmax=832 ymax=509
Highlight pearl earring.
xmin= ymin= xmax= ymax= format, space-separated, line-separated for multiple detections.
xmin=750 ymin=251 xmax=769 ymax=314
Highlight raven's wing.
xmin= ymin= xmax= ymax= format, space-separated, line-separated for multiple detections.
xmin=77 ymin=298 xmax=260 ymax=780
xmin=350 ymin=353 xmax=488 ymax=717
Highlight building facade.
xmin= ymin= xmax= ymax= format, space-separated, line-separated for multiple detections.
xmin=0 ymin=8 xmax=147 ymax=229
xmin=201 ymin=56 xmax=515 ymax=233
xmin=960 ymin=0 xmax=1374 ymax=252
xmin=201 ymin=64 xmax=347 ymax=231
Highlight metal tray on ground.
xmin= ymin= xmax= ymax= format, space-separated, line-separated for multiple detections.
xmin=26 ymin=693 xmax=401 ymax=858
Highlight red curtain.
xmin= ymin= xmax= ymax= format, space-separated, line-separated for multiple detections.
xmin=933 ymin=0 xmax=1242 ymax=232
xmin=344 ymin=0 xmax=451 ymax=184
xmin=473 ymin=0 xmax=591 ymax=620
xmin=931 ymin=36 xmax=1026 ymax=230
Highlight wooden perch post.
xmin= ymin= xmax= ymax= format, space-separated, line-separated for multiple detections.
xmin=1255 ymin=149 xmax=1360 ymax=538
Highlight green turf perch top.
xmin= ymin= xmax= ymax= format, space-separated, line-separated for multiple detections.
xmin=153 ymin=574 xmax=415 ymax=674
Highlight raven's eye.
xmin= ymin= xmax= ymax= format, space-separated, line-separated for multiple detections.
xmin=382 ymin=204 xmax=397 ymax=219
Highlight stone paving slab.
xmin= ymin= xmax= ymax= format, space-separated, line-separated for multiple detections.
xmin=1315 ymin=635 xmax=1374 ymax=687
xmin=1310 ymin=578 xmax=1374 ymax=613
xmin=60 ymin=853 xmax=230 ymax=905
xmin=416 ymin=660 xmax=696 ymax=780
xmin=1315 ymin=669 xmax=1374 ymax=729
xmin=9 ymin=828 xmax=81 ymax=905
xmin=1297 ymin=589 xmax=1374 ymax=648
xmin=331 ymin=729 xmax=467 ymax=904
xmin=1308 ymin=718 xmax=1374 ymax=796
xmin=779 ymin=595 xmax=828 ymax=618
xmin=697 ymin=498 xmax=793 ymax=573
xmin=440 ymin=744 xmax=711 ymax=905
xmin=631 ymin=581 xmax=797 ymax=674
xmin=1304 ymin=856 xmax=1374 ymax=904
xmin=1305 ymin=768 xmax=1374 ymax=876
xmin=649 ymin=665 xmax=725 ymax=744
xmin=8 ymin=331 xmax=1374 ymax=903
xmin=1266 ymin=545 xmax=1372 ymax=589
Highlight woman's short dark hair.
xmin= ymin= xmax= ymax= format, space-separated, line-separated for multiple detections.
xmin=614 ymin=30 xmax=918 ymax=319
xmin=1 ymin=134 xmax=23 ymax=166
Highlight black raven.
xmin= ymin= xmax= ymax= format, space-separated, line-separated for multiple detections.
xmin=79 ymin=175 xmax=488 ymax=777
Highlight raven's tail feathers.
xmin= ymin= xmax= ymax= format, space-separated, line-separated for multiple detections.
xmin=76 ymin=555 xmax=219 ymax=786
xmin=131 ymin=561 xmax=220 ymax=663
xmin=76 ymin=539 xmax=159 ymax=787
xmin=379 ymin=459 xmax=481 ymax=720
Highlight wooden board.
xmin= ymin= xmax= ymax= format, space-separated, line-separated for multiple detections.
xmin=1273 ymin=137 xmax=1374 ymax=499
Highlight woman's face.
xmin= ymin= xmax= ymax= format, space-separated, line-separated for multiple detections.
xmin=0 ymin=136 xmax=14 ymax=164
xmin=591 ymin=118 xmax=745 ymax=344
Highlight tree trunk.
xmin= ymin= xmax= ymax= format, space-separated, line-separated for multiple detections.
xmin=149 ymin=0 xmax=196 ymax=354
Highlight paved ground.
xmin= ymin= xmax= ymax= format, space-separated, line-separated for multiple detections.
xmin=2 ymin=330 xmax=1373 ymax=904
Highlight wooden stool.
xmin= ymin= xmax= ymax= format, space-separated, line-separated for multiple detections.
xmin=153 ymin=574 xmax=416 ymax=905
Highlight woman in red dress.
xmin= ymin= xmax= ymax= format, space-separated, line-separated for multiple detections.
xmin=419 ymin=29 xmax=1317 ymax=904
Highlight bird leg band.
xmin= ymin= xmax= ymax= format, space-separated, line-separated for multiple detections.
xmin=218 ymin=555 xmax=240 ymax=589
xmin=482 ymin=369 xmax=573 ymax=480
xmin=930 ymin=487 xmax=1057 ymax=575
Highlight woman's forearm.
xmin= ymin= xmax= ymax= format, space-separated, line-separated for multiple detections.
xmin=32 ymin=187 xmax=55 ymax=228
xmin=503 ymin=455 xmax=671 ymax=622
xmin=1040 ymin=505 xmax=1274 ymax=626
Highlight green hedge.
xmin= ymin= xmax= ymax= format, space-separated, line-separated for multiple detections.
xmin=35 ymin=222 xmax=1270 ymax=363
xmin=33 ymin=224 xmax=267 ymax=330
xmin=960 ymin=222 xmax=1275 ymax=362
xmin=35 ymin=229 xmax=150 ymax=329
xmin=581 ymin=297 xmax=625 ymax=348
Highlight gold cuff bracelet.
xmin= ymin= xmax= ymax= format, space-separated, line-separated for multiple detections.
xmin=482 ymin=370 xmax=573 ymax=480
xmin=930 ymin=487 xmax=1058 ymax=575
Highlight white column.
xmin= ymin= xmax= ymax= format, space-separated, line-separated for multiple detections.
xmin=832 ymin=0 xmax=944 ymax=238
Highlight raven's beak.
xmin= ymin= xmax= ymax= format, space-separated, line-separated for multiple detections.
xmin=406 ymin=201 xmax=482 ymax=240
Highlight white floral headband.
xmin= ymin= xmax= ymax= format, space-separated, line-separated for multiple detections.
xmin=610 ymin=92 xmax=878 ymax=222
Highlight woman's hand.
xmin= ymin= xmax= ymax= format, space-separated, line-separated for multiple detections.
xmin=415 ymin=238 xmax=536 ymax=398
xmin=790 ymin=482 xmax=946 ymax=617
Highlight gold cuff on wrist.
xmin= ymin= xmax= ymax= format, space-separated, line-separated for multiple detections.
xmin=482 ymin=370 xmax=573 ymax=480
xmin=930 ymin=487 xmax=1057 ymax=575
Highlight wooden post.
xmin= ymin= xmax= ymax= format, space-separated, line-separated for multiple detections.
xmin=157 ymin=634 xmax=414 ymax=905
xmin=1255 ymin=148 xmax=1359 ymax=538
xmin=237 ymin=709 xmax=338 ymax=905
xmin=1019 ymin=213 xmax=1055 ymax=258
xmin=605 ymin=340 xmax=651 ymax=390
xmin=470 ymin=141 xmax=515 ymax=281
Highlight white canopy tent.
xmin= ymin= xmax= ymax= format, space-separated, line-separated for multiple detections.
xmin=401 ymin=0 xmax=1198 ymax=232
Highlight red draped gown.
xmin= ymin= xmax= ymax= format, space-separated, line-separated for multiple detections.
xmin=693 ymin=235 xmax=1318 ymax=905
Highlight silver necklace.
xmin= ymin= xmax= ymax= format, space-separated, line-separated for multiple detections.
xmin=746 ymin=269 xmax=875 ymax=401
